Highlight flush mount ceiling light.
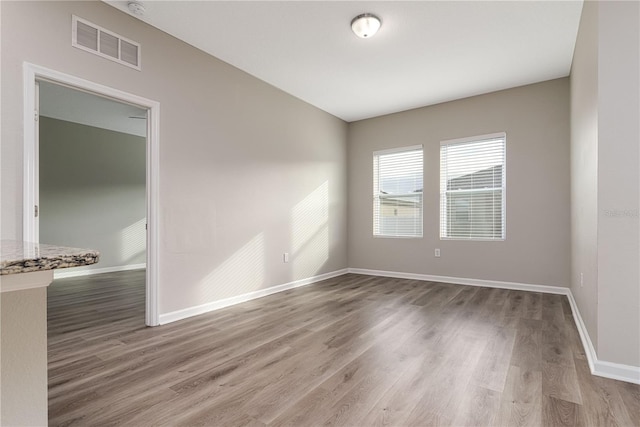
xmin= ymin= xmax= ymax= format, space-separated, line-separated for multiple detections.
xmin=128 ymin=1 xmax=146 ymax=16
xmin=351 ymin=13 xmax=381 ymax=38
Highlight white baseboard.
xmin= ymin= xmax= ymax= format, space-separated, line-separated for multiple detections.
xmin=566 ymin=291 xmax=640 ymax=384
xmin=348 ymin=267 xmax=640 ymax=385
xmin=158 ymin=268 xmax=349 ymax=325
xmin=592 ymin=360 xmax=640 ymax=384
xmin=565 ymin=291 xmax=597 ymax=373
xmin=53 ymin=263 xmax=146 ymax=279
xmin=347 ymin=268 xmax=570 ymax=295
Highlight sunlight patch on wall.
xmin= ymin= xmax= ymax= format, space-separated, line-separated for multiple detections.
xmin=117 ymin=217 xmax=146 ymax=264
xmin=199 ymin=232 xmax=265 ymax=301
xmin=292 ymin=181 xmax=329 ymax=279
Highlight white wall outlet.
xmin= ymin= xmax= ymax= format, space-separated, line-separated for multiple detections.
xmin=283 ymin=252 xmax=289 ymax=263
xmin=435 ymin=248 xmax=441 ymax=258
xmin=580 ymin=272 xmax=584 ymax=287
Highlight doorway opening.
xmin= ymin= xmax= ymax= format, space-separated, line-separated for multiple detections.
xmin=23 ymin=63 xmax=159 ymax=326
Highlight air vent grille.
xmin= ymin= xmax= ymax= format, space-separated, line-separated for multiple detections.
xmin=76 ymin=20 xmax=98 ymax=51
xmin=120 ymin=40 xmax=139 ymax=67
xmin=72 ymin=15 xmax=141 ymax=70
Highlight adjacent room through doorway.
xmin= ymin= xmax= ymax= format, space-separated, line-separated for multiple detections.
xmin=37 ymin=80 xmax=149 ymax=338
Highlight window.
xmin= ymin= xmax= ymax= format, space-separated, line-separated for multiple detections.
xmin=373 ymin=145 xmax=423 ymax=238
xmin=440 ymin=133 xmax=505 ymax=240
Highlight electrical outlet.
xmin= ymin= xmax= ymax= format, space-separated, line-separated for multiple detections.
xmin=435 ymin=248 xmax=441 ymax=258
xmin=283 ymin=253 xmax=289 ymax=263
xmin=580 ymin=272 xmax=584 ymax=287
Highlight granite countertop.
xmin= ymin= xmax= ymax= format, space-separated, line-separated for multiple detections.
xmin=0 ymin=240 xmax=99 ymax=275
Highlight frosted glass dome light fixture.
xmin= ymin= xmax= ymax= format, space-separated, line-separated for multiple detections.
xmin=351 ymin=13 xmax=381 ymax=38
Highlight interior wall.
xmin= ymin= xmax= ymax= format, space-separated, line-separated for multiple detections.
xmin=348 ymin=79 xmax=571 ymax=288
xmin=570 ymin=0 xmax=599 ymax=351
xmin=39 ymin=117 xmax=146 ymax=275
xmin=596 ymin=0 xmax=639 ymax=367
xmin=1 ymin=1 xmax=348 ymax=315
xmin=570 ymin=0 xmax=640 ymax=369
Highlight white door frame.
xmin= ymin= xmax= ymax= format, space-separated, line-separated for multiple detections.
xmin=23 ymin=62 xmax=160 ymax=326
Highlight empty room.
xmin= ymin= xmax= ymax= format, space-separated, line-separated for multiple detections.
xmin=0 ymin=1 xmax=638 ymax=426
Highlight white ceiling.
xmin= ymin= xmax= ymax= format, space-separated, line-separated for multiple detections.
xmin=105 ymin=1 xmax=583 ymax=122
xmin=39 ymin=81 xmax=147 ymax=137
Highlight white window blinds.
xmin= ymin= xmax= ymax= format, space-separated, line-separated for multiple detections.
xmin=440 ymin=133 xmax=505 ymax=240
xmin=373 ymin=145 xmax=423 ymax=238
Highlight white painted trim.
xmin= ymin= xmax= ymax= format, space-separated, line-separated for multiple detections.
xmin=593 ymin=360 xmax=640 ymax=384
xmin=565 ymin=291 xmax=597 ymax=373
xmin=440 ymin=131 xmax=507 ymax=147
xmin=23 ymin=65 xmax=38 ymax=243
xmin=53 ymin=263 xmax=146 ymax=279
xmin=349 ymin=267 xmax=640 ymax=384
xmin=145 ymin=86 xmax=161 ymax=327
xmin=159 ymin=269 xmax=349 ymax=325
xmin=373 ymin=144 xmax=423 ymax=156
xmin=566 ymin=291 xmax=640 ymax=384
xmin=347 ymin=268 xmax=569 ymax=295
xmin=0 ymin=271 xmax=53 ymax=293
xmin=22 ymin=62 xmax=160 ymax=327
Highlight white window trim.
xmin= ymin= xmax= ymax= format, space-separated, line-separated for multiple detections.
xmin=439 ymin=132 xmax=506 ymax=148
xmin=439 ymin=132 xmax=506 ymax=241
xmin=373 ymin=144 xmax=424 ymax=156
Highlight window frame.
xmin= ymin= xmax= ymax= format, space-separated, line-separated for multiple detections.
xmin=373 ymin=144 xmax=424 ymax=239
xmin=439 ymin=132 xmax=506 ymax=241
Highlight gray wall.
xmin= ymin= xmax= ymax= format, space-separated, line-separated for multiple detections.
xmin=1 ymin=1 xmax=348 ymax=315
xmin=597 ymin=1 xmax=640 ymax=367
xmin=348 ymin=79 xmax=571 ymax=288
xmin=596 ymin=1 xmax=639 ymax=367
xmin=571 ymin=0 xmax=640 ymax=368
xmin=0 ymin=287 xmax=48 ymax=426
xmin=570 ymin=0 xmax=599 ymax=359
xmin=39 ymin=117 xmax=146 ymax=274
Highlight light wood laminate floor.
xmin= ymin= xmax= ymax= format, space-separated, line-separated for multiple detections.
xmin=48 ymin=271 xmax=640 ymax=426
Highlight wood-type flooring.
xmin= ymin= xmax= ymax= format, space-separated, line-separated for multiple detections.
xmin=48 ymin=271 xmax=640 ymax=426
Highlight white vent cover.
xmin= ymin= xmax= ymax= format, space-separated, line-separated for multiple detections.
xmin=72 ymin=16 xmax=141 ymax=70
